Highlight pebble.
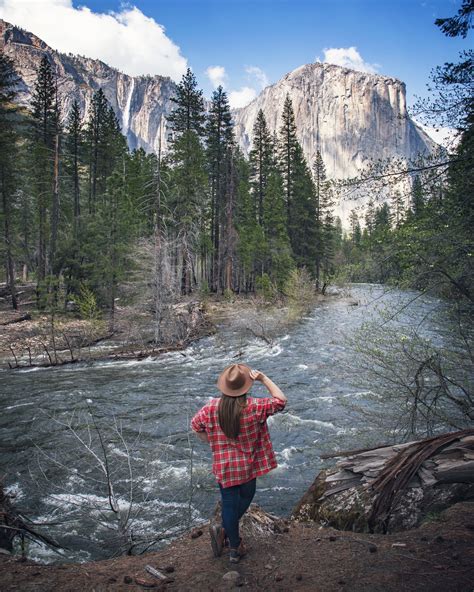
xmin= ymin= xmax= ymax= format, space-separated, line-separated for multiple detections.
xmin=265 ymin=564 xmax=272 ymax=570
xmin=191 ymin=529 xmax=203 ymax=539
xmin=222 ymin=571 xmax=241 ymax=585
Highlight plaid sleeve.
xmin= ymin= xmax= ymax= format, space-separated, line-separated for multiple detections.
xmin=255 ymin=397 xmax=286 ymax=423
xmin=191 ymin=404 xmax=209 ymax=433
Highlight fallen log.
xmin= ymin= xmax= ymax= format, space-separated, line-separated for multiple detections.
xmin=0 ymin=313 xmax=31 ymax=326
xmin=293 ymin=429 xmax=474 ymax=533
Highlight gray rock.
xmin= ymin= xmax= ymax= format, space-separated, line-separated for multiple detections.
xmin=222 ymin=571 xmax=241 ymax=584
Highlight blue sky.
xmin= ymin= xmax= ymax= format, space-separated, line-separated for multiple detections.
xmin=0 ymin=0 xmax=470 ymax=109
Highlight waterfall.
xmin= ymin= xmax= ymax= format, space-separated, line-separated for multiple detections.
xmin=122 ymin=77 xmax=135 ymax=138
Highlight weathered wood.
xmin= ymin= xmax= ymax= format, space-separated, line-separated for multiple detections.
xmin=320 ymin=443 xmax=392 ymax=459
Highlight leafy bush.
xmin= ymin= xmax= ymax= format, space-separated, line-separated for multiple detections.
xmin=255 ymin=273 xmax=277 ymax=302
xmin=74 ymin=284 xmax=101 ymax=321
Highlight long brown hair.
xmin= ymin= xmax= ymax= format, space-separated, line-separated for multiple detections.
xmin=218 ymin=394 xmax=247 ymax=439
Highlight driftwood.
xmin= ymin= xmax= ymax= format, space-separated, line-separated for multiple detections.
xmin=293 ymin=430 xmax=474 ymax=533
xmin=368 ymin=430 xmax=474 ymax=531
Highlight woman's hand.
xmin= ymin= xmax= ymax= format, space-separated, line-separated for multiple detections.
xmin=250 ymin=369 xmax=287 ymax=402
xmin=249 ymin=369 xmax=265 ymax=382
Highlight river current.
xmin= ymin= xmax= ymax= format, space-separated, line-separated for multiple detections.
xmin=0 ymin=284 xmax=449 ymax=562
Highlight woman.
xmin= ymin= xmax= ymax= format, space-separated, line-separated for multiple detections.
xmin=190 ymin=363 xmax=287 ymax=564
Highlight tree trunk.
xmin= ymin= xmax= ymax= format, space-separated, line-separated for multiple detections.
xmin=1 ymin=170 xmax=18 ymax=310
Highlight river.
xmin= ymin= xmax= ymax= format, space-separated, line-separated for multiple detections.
xmin=0 ymin=284 xmax=451 ymax=562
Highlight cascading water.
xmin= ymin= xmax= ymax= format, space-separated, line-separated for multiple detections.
xmin=121 ymin=77 xmax=135 ymax=138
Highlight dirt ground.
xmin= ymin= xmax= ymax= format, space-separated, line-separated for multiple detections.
xmin=1 ymin=502 xmax=473 ymax=592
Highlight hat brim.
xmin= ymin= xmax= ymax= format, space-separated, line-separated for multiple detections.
xmin=217 ymin=364 xmax=254 ymax=397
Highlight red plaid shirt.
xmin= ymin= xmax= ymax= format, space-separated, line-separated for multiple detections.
xmin=191 ymin=396 xmax=286 ymax=488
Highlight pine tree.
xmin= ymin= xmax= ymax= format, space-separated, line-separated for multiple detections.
xmin=31 ymin=55 xmax=58 ymax=302
xmin=277 ymin=94 xmax=317 ymax=270
xmin=0 ymin=54 xmax=20 ymax=309
xmin=205 ymin=86 xmax=234 ymax=292
xmin=374 ymin=203 xmax=391 ymax=235
xmin=365 ymin=198 xmax=376 ymax=237
xmin=85 ymin=89 xmax=109 ymax=214
xmin=235 ymin=152 xmax=262 ymax=292
xmin=31 ymin=56 xmax=56 ymax=146
xmin=167 ymin=68 xmax=206 ymax=136
xmin=390 ymin=191 xmax=405 ymax=228
xmin=410 ymin=176 xmax=424 ymax=219
xmin=166 ymin=69 xmax=208 ymax=293
xmin=125 ymin=148 xmax=157 ymax=237
xmin=349 ymin=209 xmax=362 ymax=246
xmin=312 ymin=150 xmax=334 ymax=288
xmin=249 ymin=109 xmax=273 ymax=225
xmin=278 ymin=94 xmax=299 ymax=241
xmin=65 ymin=100 xmax=82 ymax=233
xmin=291 ymin=145 xmax=318 ymax=269
xmin=262 ymin=170 xmax=293 ymax=289
xmin=167 ymin=130 xmax=208 ymax=293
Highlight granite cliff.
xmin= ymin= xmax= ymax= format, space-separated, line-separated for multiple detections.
xmin=0 ymin=19 xmax=176 ymax=154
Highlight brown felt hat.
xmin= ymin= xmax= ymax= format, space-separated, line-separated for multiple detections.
xmin=217 ymin=364 xmax=254 ymax=397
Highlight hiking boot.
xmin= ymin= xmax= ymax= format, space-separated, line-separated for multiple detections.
xmin=229 ymin=538 xmax=246 ymax=563
xmin=209 ymin=524 xmax=226 ymax=557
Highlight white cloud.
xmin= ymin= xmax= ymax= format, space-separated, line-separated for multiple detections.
xmin=206 ymin=65 xmax=228 ymax=89
xmin=245 ymin=65 xmax=269 ymax=89
xmin=206 ymin=65 xmax=265 ymax=108
xmin=0 ymin=0 xmax=187 ymax=80
xmin=228 ymin=86 xmax=257 ymax=109
xmin=319 ymin=47 xmax=380 ymax=74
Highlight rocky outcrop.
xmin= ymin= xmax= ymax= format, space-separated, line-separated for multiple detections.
xmin=292 ymin=430 xmax=474 ymax=533
xmin=0 ymin=19 xmax=176 ymax=154
xmin=233 ymin=62 xmax=437 ymax=175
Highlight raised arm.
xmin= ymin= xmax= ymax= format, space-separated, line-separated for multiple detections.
xmin=249 ymin=369 xmax=287 ymax=403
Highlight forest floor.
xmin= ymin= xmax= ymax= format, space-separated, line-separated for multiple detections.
xmin=0 ymin=282 xmax=345 ymax=369
xmin=0 ymin=501 xmax=473 ymax=591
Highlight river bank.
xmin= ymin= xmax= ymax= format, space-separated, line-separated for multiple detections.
xmin=0 ymin=501 xmax=473 ymax=591
xmin=0 ymin=284 xmax=341 ymax=370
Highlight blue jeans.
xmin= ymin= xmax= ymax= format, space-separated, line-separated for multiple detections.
xmin=219 ymin=478 xmax=256 ymax=549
